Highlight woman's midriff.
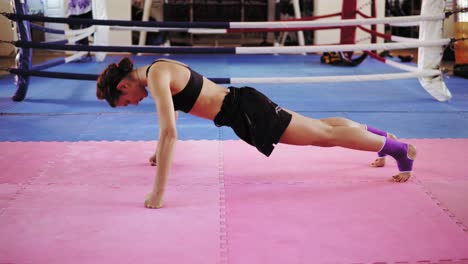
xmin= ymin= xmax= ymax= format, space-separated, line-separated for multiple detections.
xmin=188 ymin=78 xmax=229 ymax=120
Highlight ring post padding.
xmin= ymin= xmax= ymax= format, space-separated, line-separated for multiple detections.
xmin=92 ymin=0 xmax=109 ymax=62
xmin=138 ymin=0 xmax=152 ymax=47
xmin=12 ymin=0 xmax=32 ymax=102
xmin=418 ymin=0 xmax=452 ymax=101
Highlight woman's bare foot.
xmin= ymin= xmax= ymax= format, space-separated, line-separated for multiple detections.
xmin=370 ymin=157 xmax=386 ymax=167
xmin=392 ymin=143 xmax=416 ymax=182
xmin=370 ymin=132 xmax=398 ymax=167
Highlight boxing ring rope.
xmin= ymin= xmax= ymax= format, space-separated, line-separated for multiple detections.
xmin=30 ymin=23 xmax=96 ymax=37
xmin=6 ymin=39 xmax=450 ymax=54
xmin=1 ymin=0 xmax=459 ymax=102
xmin=42 ymin=30 xmax=95 ymax=46
xmin=3 ymin=12 xmax=445 ymax=30
xmin=29 ymin=52 xmax=88 ymax=72
xmin=30 ymin=23 xmax=64 ymax=34
xmin=7 ymin=68 xmax=439 ymax=84
xmin=2 ymin=39 xmax=450 ymax=88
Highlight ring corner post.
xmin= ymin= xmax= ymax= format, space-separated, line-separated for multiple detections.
xmin=92 ymin=0 xmax=109 ymax=62
xmin=11 ymin=0 xmax=32 ymax=102
xmin=417 ymin=0 xmax=452 ymax=102
xmin=454 ymin=0 xmax=468 ymax=79
xmin=340 ymin=0 xmax=357 ymax=58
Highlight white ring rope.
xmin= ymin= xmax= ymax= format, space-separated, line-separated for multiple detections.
xmin=229 ymin=15 xmax=444 ymax=29
xmin=106 ymin=14 xmax=445 ymax=34
xmin=66 ymin=30 xmax=96 ymax=44
xmin=388 ymin=22 xmax=421 ymax=27
xmin=237 ymin=39 xmax=451 ymax=54
xmin=110 ymin=26 xmax=227 ymax=34
xmin=230 ymin=71 xmax=441 ymax=84
xmin=64 ymin=51 xmax=88 ymax=63
xmin=390 ymin=36 xmax=420 ymax=43
xmin=385 ymin=59 xmax=420 ymax=72
xmin=64 ymin=25 xmax=96 ymax=37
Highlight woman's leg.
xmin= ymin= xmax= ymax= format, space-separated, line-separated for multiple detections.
xmin=280 ymin=113 xmax=384 ymax=151
xmin=279 ymin=111 xmax=416 ymax=182
xmin=319 ymin=117 xmax=365 ymax=129
xmin=320 ymin=117 xmax=398 ymax=167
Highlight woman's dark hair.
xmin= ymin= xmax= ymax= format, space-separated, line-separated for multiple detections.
xmin=96 ymin=57 xmax=134 ymax=107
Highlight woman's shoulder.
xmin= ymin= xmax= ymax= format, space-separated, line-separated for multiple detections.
xmin=146 ymin=59 xmax=189 ymax=77
xmin=154 ymin=58 xmax=188 ymax=68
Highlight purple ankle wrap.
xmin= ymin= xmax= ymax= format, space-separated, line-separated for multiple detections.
xmin=366 ymin=126 xmax=388 ymax=137
xmin=378 ymin=138 xmax=413 ymax=172
xmin=367 ymin=126 xmax=388 ymax=157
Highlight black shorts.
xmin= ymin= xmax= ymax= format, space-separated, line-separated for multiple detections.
xmin=213 ymin=86 xmax=292 ymax=157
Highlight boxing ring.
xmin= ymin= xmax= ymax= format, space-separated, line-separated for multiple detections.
xmin=1 ymin=0 xmax=468 ymax=263
xmin=1 ymin=0 xmax=460 ymax=101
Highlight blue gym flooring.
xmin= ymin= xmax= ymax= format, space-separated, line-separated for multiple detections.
xmin=0 ymin=54 xmax=467 ymax=141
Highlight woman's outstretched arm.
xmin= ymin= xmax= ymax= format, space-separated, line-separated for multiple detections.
xmin=145 ymin=66 xmax=178 ymax=209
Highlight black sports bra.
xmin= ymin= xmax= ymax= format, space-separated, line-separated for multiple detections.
xmin=146 ymin=59 xmax=203 ymax=113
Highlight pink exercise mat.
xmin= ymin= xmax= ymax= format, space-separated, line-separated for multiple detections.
xmin=0 ymin=140 xmax=467 ymax=264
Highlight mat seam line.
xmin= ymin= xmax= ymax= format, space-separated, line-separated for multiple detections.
xmin=218 ymin=127 xmax=228 ymax=264
xmin=348 ymin=257 xmax=468 ymax=264
xmin=0 ymin=142 xmax=69 ymax=216
xmin=414 ymin=177 xmax=468 ymax=235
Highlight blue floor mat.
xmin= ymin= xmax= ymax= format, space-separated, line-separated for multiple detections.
xmin=0 ymin=54 xmax=467 ymax=141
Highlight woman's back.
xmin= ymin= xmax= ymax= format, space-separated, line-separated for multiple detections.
xmin=147 ymin=59 xmax=229 ymax=120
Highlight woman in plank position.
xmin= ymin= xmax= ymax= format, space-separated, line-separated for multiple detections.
xmin=96 ymin=57 xmax=416 ymax=209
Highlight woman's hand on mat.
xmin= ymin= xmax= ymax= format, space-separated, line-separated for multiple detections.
xmin=149 ymin=152 xmax=157 ymax=166
xmin=144 ymin=192 xmax=163 ymax=209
